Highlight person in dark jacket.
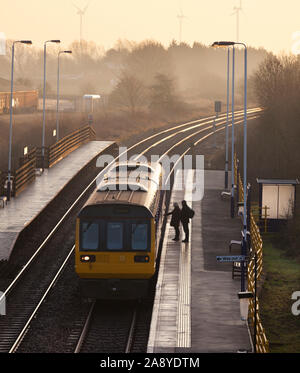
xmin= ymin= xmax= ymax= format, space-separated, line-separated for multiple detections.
xmin=180 ymin=200 xmax=192 ymax=243
xmin=166 ymin=202 xmax=181 ymax=241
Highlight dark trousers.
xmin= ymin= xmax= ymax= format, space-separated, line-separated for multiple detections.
xmin=173 ymin=226 xmax=180 ymax=239
xmin=182 ymin=222 xmax=189 ymax=241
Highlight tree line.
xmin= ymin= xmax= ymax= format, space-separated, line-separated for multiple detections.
xmin=0 ymin=39 xmax=269 ymax=116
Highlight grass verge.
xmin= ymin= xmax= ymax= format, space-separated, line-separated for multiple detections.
xmin=260 ymin=235 xmax=300 ymax=353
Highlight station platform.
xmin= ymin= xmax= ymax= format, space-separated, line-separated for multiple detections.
xmin=147 ymin=169 xmax=253 ymax=353
xmin=0 ymin=140 xmax=114 ymax=261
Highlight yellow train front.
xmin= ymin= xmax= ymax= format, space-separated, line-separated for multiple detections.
xmin=75 ymin=162 xmax=164 ymax=299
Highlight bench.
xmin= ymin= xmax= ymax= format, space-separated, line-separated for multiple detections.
xmin=229 ymin=240 xmax=242 ymax=253
xmin=0 ymin=196 xmax=7 ymax=208
xmin=229 ymin=237 xmax=248 ymax=279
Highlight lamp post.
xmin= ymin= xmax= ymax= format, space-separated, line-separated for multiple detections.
xmin=42 ymin=40 xmax=61 ymax=169
xmin=225 ymin=48 xmax=230 ymax=190
xmin=212 ymin=41 xmax=248 ymax=290
xmin=236 ymin=42 xmax=248 ymax=291
xmin=211 ymin=42 xmax=235 ymax=200
xmin=7 ymin=40 xmax=32 ymax=201
xmin=56 ymin=50 xmax=72 ymax=142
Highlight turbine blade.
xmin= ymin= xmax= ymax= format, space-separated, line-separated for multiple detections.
xmin=72 ymin=1 xmax=81 ymax=12
xmin=83 ymin=0 xmax=92 ymax=13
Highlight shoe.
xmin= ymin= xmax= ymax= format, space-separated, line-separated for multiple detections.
xmin=172 ymin=237 xmax=179 ymax=241
xmin=182 ymin=239 xmax=189 ymax=243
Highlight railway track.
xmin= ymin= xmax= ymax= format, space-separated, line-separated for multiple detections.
xmin=74 ymin=301 xmax=138 ymax=353
xmin=0 ymin=108 xmax=261 ymax=353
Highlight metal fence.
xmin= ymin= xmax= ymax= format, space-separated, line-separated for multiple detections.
xmin=37 ymin=125 xmax=96 ymax=168
xmin=14 ymin=148 xmax=37 ymax=197
xmin=234 ymin=153 xmax=269 ymax=353
xmin=1 ymin=125 xmax=96 ymax=199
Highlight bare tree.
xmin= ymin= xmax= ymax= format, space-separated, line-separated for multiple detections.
xmin=109 ymin=72 xmax=146 ymax=116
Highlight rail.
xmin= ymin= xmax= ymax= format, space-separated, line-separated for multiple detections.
xmin=14 ymin=148 xmax=37 ymax=197
xmin=234 ymin=153 xmax=269 ymax=353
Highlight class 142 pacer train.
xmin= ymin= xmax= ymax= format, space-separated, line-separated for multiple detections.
xmin=75 ymin=161 xmax=166 ymax=300
xmin=0 ymin=90 xmax=39 ymax=113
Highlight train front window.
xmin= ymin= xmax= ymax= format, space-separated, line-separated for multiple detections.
xmin=107 ymin=222 xmax=124 ymax=250
xmin=131 ymin=223 xmax=148 ymax=250
xmin=81 ymin=222 xmax=99 ymax=250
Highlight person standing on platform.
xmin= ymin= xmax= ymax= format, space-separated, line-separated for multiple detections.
xmin=180 ymin=200 xmax=194 ymax=243
xmin=166 ymin=202 xmax=181 ymax=241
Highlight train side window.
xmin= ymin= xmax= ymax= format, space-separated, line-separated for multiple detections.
xmin=131 ymin=223 xmax=148 ymax=251
xmin=107 ymin=222 xmax=124 ymax=250
xmin=81 ymin=222 xmax=99 ymax=250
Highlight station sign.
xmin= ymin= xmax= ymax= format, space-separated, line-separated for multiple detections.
xmin=216 ymin=255 xmax=246 ymax=262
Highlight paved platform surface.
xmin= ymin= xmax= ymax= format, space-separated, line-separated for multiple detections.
xmin=147 ymin=169 xmax=252 ymax=353
xmin=0 ymin=141 xmax=114 ymax=261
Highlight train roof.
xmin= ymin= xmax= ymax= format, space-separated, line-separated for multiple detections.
xmin=105 ymin=161 xmax=158 ymax=175
xmin=81 ymin=162 xmax=162 ymax=215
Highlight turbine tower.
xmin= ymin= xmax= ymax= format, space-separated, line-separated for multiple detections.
xmin=233 ymin=0 xmax=242 ymax=42
xmin=73 ymin=1 xmax=91 ymax=44
xmin=177 ymin=7 xmax=187 ymax=44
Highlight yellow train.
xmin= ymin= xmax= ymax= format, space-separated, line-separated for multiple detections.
xmin=75 ymin=162 xmax=165 ymax=299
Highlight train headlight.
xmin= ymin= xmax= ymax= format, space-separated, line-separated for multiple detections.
xmin=134 ymin=255 xmax=150 ymax=263
xmin=80 ymin=255 xmax=96 ymax=263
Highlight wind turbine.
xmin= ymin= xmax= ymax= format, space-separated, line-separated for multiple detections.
xmin=73 ymin=1 xmax=91 ymax=44
xmin=232 ymin=0 xmax=243 ymax=42
xmin=177 ymin=3 xmax=187 ymax=44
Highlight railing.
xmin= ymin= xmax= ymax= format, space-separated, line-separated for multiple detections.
xmin=247 ymin=214 xmax=269 ymax=353
xmin=234 ymin=153 xmax=269 ymax=353
xmin=0 ymin=149 xmax=37 ymax=198
xmin=40 ymin=125 xmax=96 ymax=168
xmin=1 ymin=125 xmax=96 ymax=199
xmin=251 ymin=204 xmax=270 ymax=233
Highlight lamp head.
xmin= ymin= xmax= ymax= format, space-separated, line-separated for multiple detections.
xmin=211 ymin=41 xmax=235 ymax=48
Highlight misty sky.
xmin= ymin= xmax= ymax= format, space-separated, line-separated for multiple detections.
xmin=1 ymin=0 xmax=300 ymax=54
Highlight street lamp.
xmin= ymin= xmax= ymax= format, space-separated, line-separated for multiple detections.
xmin=7 ymin=40 xmax=32 ymax=201
xmin=212 ymin=42 xmax=235 ymax=209
xmin=42 ymin=39 xmax=61 ymax=169
xmin=56 ymin=50 xmax=72 ymax=141
xmin=211 ymin=42 xmax=231 ymax=190
xmin=213 ymin=41 xmax=248 ymax=291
